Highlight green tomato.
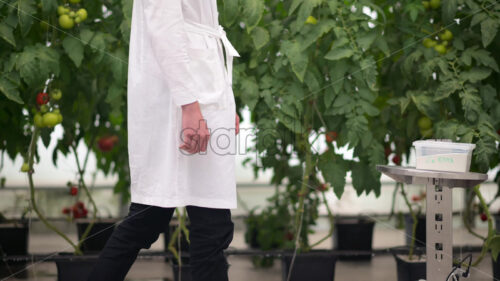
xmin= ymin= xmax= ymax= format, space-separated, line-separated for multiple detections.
xmin=69 ymin=11 xmax=76 ymax=18
xmin=40 ymin=104 xmax=49 ymax=113
xmin=305 ymin=16 xmax=317 ymax=25
xmin=422 ymin=1 xmax=430 ymax=9
xmin=420 ymin=128 xmax=433 ymax=138
xmin=57 ymin=6 xmax=68 ymax=15
xmin=430 ymin=0 xmax=441 ymax=9
xmin=423 ymin=38 xmax=437 ymax=48
xmin=57 ymin=113 xmax=63 ymax=124
xmin=74 ymin=16 xmax=82 ymax=24
xmin=20 ymin=163 xmax=30 ymax=173
xmin=50 ymin=89 xmax=62 ymax=100
xmin=76 ymin=8 xmax=88 ymax=21
xmin=59 ymin=15 xmax=74 ymax=29
xmin=69 ymin=0 xmax=81 ymax=3
xmin=439 ymin=29 xmax=453 ymax=41
xmin=418 ymin=116 xmax=432 ymax=130
xmin=42 ymin=112 xmax=59 ymax=127
xmin=34 ymin=113 xmax=45 ymax=128
xmin=434 ymin=44 xmax=447 ymax=54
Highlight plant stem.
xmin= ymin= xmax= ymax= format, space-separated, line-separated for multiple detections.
xmin=71 ymin=143 xmax=98 ymax=251
xmin=286 ymin=104 xmax=314 ymax=281
xmin=472 ymin=185 xmax=494 ymax=266
xmin=463 ymin=190 xmax=486 ymax=241
xmin=27 ymin=128 xmax=81 ymax=255
xmin=307 ymin=191 xmax=335 ymax=249
xmin=400 ymin=184 xmax=417 ymax=260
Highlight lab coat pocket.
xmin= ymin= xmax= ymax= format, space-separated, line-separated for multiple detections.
xmin=187 ymin=47 xmax=227 ymax=107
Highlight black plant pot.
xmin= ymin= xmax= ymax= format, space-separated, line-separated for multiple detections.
xmin=333 ymin=217 xmax=375 ymax=260
xmin=494 ymin=214 xmax=500 ymax=232
xmin=0 ymin=223 xmax=29 ymax=279
xmin=404 ymin=214 xmax=426 ymax=247
xmin=0 ymin=223 xmax=29 ymax=255
xmin=281 ymin=251 xmax=337 ymax=281
xmin=76 ymin=219 xmax=116 ymax=254
xmin=391 ymin=247 xmax=426 ymax=281
xmin=164 ymin=223 xmax=190 ymax=263
xmin=55 ymin=253 xmax=98 ymax=281
xmin=172 ymin=264 xmax=193 ymax=281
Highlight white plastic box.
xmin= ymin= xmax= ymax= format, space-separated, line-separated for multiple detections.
xmin=413 ymin=140 xmax=476 ymax=173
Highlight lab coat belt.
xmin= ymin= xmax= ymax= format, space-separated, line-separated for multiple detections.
xmin=184 ymin=19 xmax=240 ymax=86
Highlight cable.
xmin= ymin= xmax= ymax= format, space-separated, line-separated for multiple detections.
xmin=446 ymin=254 xmax=472 ymax=281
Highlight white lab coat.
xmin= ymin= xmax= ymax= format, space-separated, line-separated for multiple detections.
xmin=127 ymin=0 xmax=239 ymax=209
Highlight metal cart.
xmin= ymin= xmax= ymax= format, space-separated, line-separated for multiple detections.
xmin=376 ymin=165 xmax=488 ymax=281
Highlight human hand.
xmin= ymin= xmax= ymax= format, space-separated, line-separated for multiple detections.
xmin=180 ymin=102 xmax=210 ymax=154
xmin=235 ymin=113 xmax=240 ymax=135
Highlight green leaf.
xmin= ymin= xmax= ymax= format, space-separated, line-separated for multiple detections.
xmin=319 ymin=152 xmax=348 ymax=199
xmin=346 ymin=115 xmax=369 ymax=148
xmin=480 ymin=84 xmax=496 ymax=109
xmin=460 ymin=67 xmax=492 ymax=83
xmin=410 ymin=92 xmax=440 ymax=120
xmin=223 ymin=0 xmax=239 ymax=26
xmin=356 ymin=29 xmax=379 ymax=50
xmin=374 ymin=36 xmax=390 ymax=57
xmin=481 ymin=18 xmax=498 ymax=48
xmin=120 ymin=0 xmax=133 ymax=43
xmin=459 ymin=87 xmax=482 ymax=123
xmin=298 ymin=19 xmax=335 ymax=51
xmin=441 ymin=0 xmax=457 ymax=23
xmin=16 ymin=44 xmax=60 ymax=87
xmin=109 ymin=48 xmax=128 ymax=84
xmin=289 ymin=0 xmax=303 ymax=15
xmin=242 ymin=0 xmax=264 ymax=33
xmin=251 ymin=26 xmax=270 ymax=50
xmin=80 ymin=29 xmax=95 ymax=45
xmin=328 ymin=59 xmax=348 ymax=95
xmin=282 ymin=41 xmax=308 ymax=82
xmin=0 ymin=77 xmax=23 ymax=104
xmin=324 ymin=48 xmax=354 ymax=61
xmin=434 ymin=80 xmax=461 ymax=101
xmin=358 ymin=100 xmax=380 ymax=117
xmin=351 ymin=162 xmax=378 ymax=196
xmin=239 ymin=77 xmax=260 ymax=111
xmin=0 ymin=22 xmax=15 ymax=47
xmin=489 ymin=235 xmax=500 ymax=262
xmin=62 ymin=36 xmax=84 ymax=67
xmin=41 ymin=0 xmax=57 ymax=13
xmin=18 ymin=0 xmax=36 ymax=36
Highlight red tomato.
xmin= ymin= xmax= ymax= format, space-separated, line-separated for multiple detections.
xmin=480 ymin=213 xmax=487 ymax=222
xmin=76 ymin=201 xmax=85 ymax=209
xmin=70 ymin=186 xmax=78 ymax=196
xmin=392 ymin=155 xmax=401 ymax=165
xmin=36 ymin=92 xmax=50 ymax=105
xmin=97 ymin=136 xmax=118 ymax=152
xmin=412 ymin=195 xmax=420 ymax=202
xmin=325 ymin=131 xmax=338 ymax=143
xmin=62 ymin=207 xmax=71 ymax=215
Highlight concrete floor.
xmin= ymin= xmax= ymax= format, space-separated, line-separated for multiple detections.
xmin=1 ymin=220 xmax=497 ymax=281
xmin=2 ymin=254 xmax=495 ymax=281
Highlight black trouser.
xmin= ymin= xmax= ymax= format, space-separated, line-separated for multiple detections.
xmin=87 ymin=203 xmax=234 ymax=281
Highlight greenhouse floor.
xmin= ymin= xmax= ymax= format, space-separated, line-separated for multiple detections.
xmin=2 ymin=218 xmax=496 ymax=281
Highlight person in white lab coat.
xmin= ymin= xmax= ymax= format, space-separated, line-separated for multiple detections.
xmin=88 ymin=0 xmax=240 ymax=280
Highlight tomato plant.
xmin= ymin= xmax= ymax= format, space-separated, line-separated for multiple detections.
xmin=219 ymin=0 xmax=500 ymax=258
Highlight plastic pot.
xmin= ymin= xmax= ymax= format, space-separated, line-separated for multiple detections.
xmin=281 ymin=250 xmax=337 ymax=281
xmin=391 ymin=246 xmax=426 ymax=281
xmin=76 ymin=219 xmax=116 ymax=254
xmin=333 ymin=217 xmax=375 ymax=260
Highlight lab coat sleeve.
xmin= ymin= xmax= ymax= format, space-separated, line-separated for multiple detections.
xmin=142 ymin=0 xmax=198 ymax=106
